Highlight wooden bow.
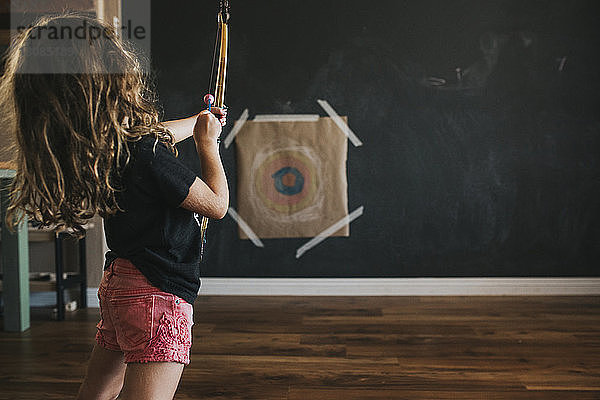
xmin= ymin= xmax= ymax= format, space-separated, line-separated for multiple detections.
xmin=200 ymin=0 xmax=229 ymax=260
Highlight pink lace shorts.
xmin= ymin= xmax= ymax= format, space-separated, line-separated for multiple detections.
xmin=95 ymin=258 xmax=194 ymax=365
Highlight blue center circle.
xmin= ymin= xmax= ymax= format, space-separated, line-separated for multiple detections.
xmin=271 ymin=167 xmax=304 ymax=196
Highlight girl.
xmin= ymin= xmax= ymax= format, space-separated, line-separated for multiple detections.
xmin=0 ymin=13 xmax=228 ymax=400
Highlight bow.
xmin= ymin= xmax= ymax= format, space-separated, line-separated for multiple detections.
xmin=200 ymin=0 xmax=230 ymax=260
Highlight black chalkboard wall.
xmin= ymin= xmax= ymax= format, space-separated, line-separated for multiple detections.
xmin=150 ymin=0 xmax=600 ymax=278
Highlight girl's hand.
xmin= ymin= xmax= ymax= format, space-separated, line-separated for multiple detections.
xmin=211 ymin=106 xmax=227 ymax=126
xmin=193 ymin=110 xmax=223 ymax=145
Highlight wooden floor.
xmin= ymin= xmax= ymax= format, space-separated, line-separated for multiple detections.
xmin=1 ymin=296 xmax=599 ymax=399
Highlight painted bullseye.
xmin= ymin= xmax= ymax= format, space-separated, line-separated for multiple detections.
xmin=254 ymin=150 xmax=318 ymax=214
xmin=272 ymin=167 xmax=304 ymax=196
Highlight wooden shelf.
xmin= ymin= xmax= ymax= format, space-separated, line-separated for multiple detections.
xmin=0 ymin=223 xmax=95 ymax=242
xmin=0 ymin=272 xmax=82 ymax=293
xmin=10 ymin=0 xmax=95 ymax=13
xmin=0 ymin=162 xmax=16 ymax=170
xmin=0 ymin=29 xmax=9 ymax=46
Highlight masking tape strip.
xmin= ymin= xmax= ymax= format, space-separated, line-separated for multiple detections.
xmin=224 ymin=108 xmax=249 ymax=149
xmin=295 ymin=206 xmax=364 ymax=258
xmin=253 ymin=114 xmax=320 ymax=122
xmin=227 ymin=207 xmax=265 ymax=248
xmin=317 ymin=100 xmax=363 ymax=147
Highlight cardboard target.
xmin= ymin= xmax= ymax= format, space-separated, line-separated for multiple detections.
xmin=236 ymin=116 xmax=349 ymax=239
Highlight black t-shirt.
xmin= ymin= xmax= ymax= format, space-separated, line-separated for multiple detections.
xmin=103 ymin=134 xmax=202 ymax=305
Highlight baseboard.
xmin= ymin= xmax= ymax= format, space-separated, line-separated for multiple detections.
xmin=197 ymin=277 xmax=600 ymax=296
xmin=6 ymin=279 xmax=597 ymax=310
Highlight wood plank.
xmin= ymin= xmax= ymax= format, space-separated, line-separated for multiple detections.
xmin=289 ymin=387 xmax=600 ymax=400
xmin=0 ymin=296 xmax=598 ymax=398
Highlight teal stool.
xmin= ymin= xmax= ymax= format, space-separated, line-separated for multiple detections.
xmin=0 ymin=169 xmax=30 ymax=332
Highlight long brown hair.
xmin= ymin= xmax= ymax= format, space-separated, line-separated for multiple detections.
xmin=0 ymin=12 xmax=175 ymax=237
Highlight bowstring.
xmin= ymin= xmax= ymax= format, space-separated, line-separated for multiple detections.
xmin=207 ymin=6 xmax=221 ymax=101
xmin=201 ymin=2 xmax=223 ymax=261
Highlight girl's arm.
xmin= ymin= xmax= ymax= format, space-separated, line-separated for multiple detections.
xmin=160 ymin=114 xmax=198 ymax=143
xmin=161 ymin=109 xmax=226 ymax=143
xmin=179 ymin=111 xmax=229 ymax=219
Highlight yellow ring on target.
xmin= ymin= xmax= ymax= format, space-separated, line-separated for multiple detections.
xmin=254 ymin=149 xmax=319 ymax=214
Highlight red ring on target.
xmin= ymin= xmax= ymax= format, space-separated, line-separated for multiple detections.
xmin=254 ymin=150 xmax=318 ymax=214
